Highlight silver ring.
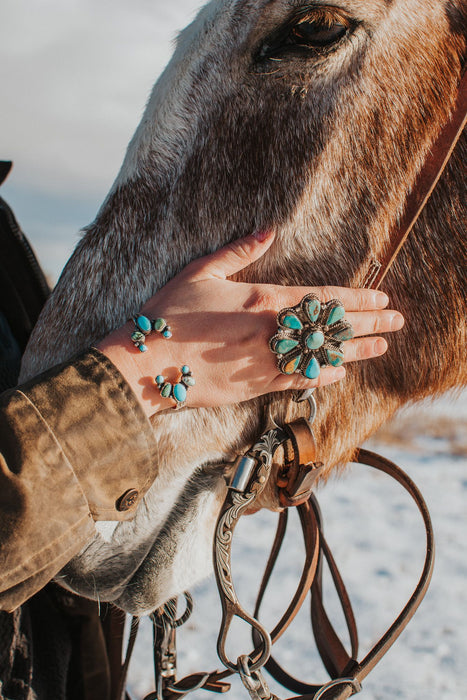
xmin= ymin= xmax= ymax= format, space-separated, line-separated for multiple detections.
xmin=269 ymin=293 xmax=354 ymax=378
xmin=313 ymin=677 xmax=362 ymax=699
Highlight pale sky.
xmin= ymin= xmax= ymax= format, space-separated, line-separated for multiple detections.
xmin=0 ymin=0 xmax=203 ymax=279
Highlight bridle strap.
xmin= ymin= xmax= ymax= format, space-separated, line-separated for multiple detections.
xmin=111 ymin=446 xmax=434 ymax=700
xmin=255 ymin=449 xmax=435 ymax=700
xmin=343 ymin=449 xmax=435 ymax=690
xmin=205 ymin=448 xmax=434 ymax=700
xmin=253 ymin=501 xmax=321 ymax=646
xmin=361 ymin=68 xmax=467 ymax=290
xmin=253 ymin=497 xmax=358 ymax=697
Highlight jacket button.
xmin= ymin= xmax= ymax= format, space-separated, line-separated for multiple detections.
xmin=116 ymin=489 xmax=139 ymax=512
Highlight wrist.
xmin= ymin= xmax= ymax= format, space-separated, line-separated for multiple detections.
xmin=97 ymin=323 xmax=171 ymax=418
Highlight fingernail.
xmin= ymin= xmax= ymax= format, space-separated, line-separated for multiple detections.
xmin=332 ymin=366 xmax=346 ymax=381
xmin=390 ymin=312 xmax=405 ymax=330
xmin=251 ymin=229 xmax=274 ymax=242
xmin=375 ymin=292 xmax=389 ymax=308
xmin=375 ymin=338 xmax=388 ymax=355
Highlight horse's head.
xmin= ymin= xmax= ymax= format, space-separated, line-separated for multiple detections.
xmin=21 ymin=0 xmax=466 ymax=614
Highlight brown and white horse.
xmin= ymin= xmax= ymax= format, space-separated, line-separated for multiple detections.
xmin=21 ymin=0 xmax=466 ymax=616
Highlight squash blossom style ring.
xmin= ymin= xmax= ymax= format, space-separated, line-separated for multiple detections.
xmin=130 ymin=314 xmax=172 ymax=352
xmin=155 ymin=366 xmax=195 ymax=409
xmin=269 ymin=293 xmax=354 ymax=379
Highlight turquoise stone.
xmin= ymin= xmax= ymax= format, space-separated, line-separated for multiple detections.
xmin=282 ymin=355 xmax=301 ymax=375
xmin=274 ymin=338 xmax=299 ymax=354
xmin=305 ymin=299 xmax=321 ymax=323
xmin=163 ymin=330 xmax=172 ymax=338
xmin=281 ymin=313 xmax=303 ymax=330
xmin=131 ymin=330 xmax=146 ymax=344
xmin=173 ymin=383 xmax=187 ymax=403
xmin=304 ymin=357 xmax=321 ymax=379
xmin=136 ymin=315 xmax=151 ymax=333
xmin=161 ymin=382 xmax=172 ymax=398
xmin=326 ymin=348 xmax=344 ymax=366
xmin=182 ymin=375 xmax=196 ymax=387
xmin=153 ymin=318 xmax=166 ymax=332
xmin=138 ymin=344 xmax=148 ymax=353
xmin=155 ymin=375 xmax=164 ymax=385
xmin=306 ymin=331 xmax=325 ymax=350
xmin=331 ymin=327 xmax=354 ymax=341
xmin=326 ymin=304 xmax=345 ymax=326
xmin=181 ymin=365 xmax=190 ymax=374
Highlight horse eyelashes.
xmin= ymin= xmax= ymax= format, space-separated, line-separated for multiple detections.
xmin=256 ymin=10 xmax=352 ymax=62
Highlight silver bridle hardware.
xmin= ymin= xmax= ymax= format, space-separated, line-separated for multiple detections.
xmin=312 ymin=677 xmax=362 ymax=699
xmin=230 ymin=455 xmax=258 ymax=492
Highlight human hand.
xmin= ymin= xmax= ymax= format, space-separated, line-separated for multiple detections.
xmin=98 ymin=230 xmax=404 ymax=416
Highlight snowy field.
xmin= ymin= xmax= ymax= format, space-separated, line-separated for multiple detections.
xmin=127 ymin=394 xmax=467 ymax=700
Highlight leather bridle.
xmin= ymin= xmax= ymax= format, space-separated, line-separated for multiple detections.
xmin=112 ymin=68 xmax=466 ymax=700
xmin=361 ymin=67 xmax=467 ymax=290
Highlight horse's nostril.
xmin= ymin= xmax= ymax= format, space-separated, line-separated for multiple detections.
xmin=116 ymin=489 xmax=139 ymax=512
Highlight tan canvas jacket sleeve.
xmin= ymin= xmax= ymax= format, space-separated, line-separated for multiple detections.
xmin=0 ymin=347 xmax=157 ymax=612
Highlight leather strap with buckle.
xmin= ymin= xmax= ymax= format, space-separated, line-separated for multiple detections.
xmin=277 ymin=418 xmax=324 ymax=508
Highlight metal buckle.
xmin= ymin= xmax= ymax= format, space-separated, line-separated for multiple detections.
xmin=313 ymin=678 xmax=362 ymax=699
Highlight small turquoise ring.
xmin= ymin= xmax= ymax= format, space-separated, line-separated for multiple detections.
xmin=155 ymin=366 xmax=195 ymax=409
xmin=269 ymin=294 xmax=354 ymax=379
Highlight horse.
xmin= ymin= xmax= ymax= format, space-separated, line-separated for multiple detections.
xmin=20 ymin=0 xmax=466 ymax=618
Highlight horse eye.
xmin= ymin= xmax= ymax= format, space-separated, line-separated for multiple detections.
xmin=290 ymin=19 xmax=348 ymax=48
xmin=257 ymin=12 xmax=351 ymax=62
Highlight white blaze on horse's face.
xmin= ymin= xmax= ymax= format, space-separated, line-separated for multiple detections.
xmin=116 ymin=0 xmax=358 ymax=189
xmin=115 ymin=0 xmax=244 ymax=188
xmin=21 ymin=0 xmax=465 ymax=615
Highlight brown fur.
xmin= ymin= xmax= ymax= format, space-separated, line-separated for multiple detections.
xmin=20 ymin=0 xmax=466 ymax=611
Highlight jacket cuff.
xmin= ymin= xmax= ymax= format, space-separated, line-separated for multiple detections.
xmin=18 ymin=348 xmax=157 ymax=520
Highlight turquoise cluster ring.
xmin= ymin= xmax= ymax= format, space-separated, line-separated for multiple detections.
xmin=131 ymin=314 xmax=172 ymax=352
xmin=269 ymin=293 xmax=354 ymax=379
xmin=155 ymin=366 xmax=195 ymax=409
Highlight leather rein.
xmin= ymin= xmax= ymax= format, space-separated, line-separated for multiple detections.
xmin=114 ymin=70 xmax=466 ymax=700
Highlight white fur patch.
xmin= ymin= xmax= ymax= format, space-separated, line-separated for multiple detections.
xmin=95 ymin=521 xmax=118 ymax=542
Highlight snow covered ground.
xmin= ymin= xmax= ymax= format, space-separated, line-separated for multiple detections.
xmin=127 ymin=393 xmax=467 ymax=700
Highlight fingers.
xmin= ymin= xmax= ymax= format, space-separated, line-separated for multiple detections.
xmin=270 ymin=365 xmax=346 ymax=393
xmin=268 ymin=333 xmax=391 ymax=394
xmin=277 ymin=286 xmax=390 ymax=312
xmin=185 ymin=230 xmax=275 ymax=281
xmin=342 ymin=336 xmax=388 ymax=362
xmin=312 ymin=286 xmax=390 ymax=311
xmin=348 ymin=309 xmax=405 ymax=337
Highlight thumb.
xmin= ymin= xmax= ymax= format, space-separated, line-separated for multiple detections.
xmin=185 ymin=230 xmax=275 ymax=280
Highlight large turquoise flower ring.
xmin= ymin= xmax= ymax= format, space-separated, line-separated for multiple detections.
xmin=269 ymin=293 xmax=354 ymax=379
